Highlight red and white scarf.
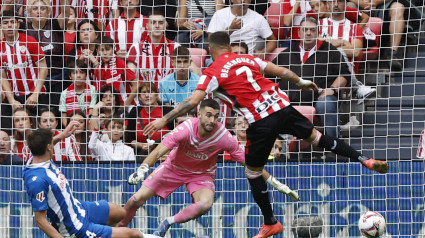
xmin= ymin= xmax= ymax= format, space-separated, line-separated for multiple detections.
xmin=137 ymin=34 xmax=174 ymax=85
xmin=65 ymin=83 xmax=92 ymax=116
xmin=53 ymin=131 xmax=83 ymax=161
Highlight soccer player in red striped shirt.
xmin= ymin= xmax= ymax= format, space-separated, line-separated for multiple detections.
xmin=144 ymin=31 xmax=389 ymax=238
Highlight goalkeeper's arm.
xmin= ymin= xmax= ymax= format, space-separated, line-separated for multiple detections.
xmin=128 ymin=143 xmax=170 ymax=185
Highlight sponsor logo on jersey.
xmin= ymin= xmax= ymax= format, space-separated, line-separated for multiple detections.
xmin=58 ymin=172 xmax=67 ymax=191
xmin=186 ymin=150 xmax=209 ymax=160
xmin=36 ymin=191 xmax=45 ymax=202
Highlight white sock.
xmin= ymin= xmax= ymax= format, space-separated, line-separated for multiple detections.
xmin=166 ymin=216 xmax=175 ymax=225
xmin=143 ymin=234 xmax=162 ymax=238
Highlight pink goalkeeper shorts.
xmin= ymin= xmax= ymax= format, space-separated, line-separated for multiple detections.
xmin=142 ymin=162 xmax=215 ymax=199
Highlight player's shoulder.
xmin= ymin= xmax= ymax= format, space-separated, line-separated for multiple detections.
xmin=23 ymin=167 xmax=49 ymax=188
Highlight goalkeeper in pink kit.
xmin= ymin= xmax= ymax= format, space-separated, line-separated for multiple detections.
xmin=118 ymin=99 xmax=298 ymax=236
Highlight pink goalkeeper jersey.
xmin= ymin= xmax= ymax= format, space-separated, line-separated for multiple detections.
xmin=161 ymin=118 xmax=245 ymax=175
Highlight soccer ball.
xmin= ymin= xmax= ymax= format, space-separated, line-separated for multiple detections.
xmin=358 ymin=211 xmax=386 ymax=237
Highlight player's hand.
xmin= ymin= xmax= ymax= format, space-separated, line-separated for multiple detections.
xmin=276 ymin=184 xmax=300 ymax=201
xmin=26 ymin=93 xmax=39 ymax=108
xmin=143 ymin=118 xmax=167 ymax=137
xmin=128 ymin=164 xmax=149 ymax=185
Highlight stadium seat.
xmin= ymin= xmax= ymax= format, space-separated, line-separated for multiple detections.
xmin=265 ymin=47 xmax=287 ymax=61
xmin=188 ymin=48 xmax=208 ymax=68
xmin=289 ymin=106 xmax=316 ymax=152
xmin=264 ymin=0 xmax=288 ymax=41
xmin=361 ymin=17 xmax=383 ymax=61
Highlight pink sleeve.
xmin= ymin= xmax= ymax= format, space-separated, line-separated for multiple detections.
xmin=223 ymin=132 xmax=245 ymax=162
xmin=161 ymin=124 xmax=190 ymax=151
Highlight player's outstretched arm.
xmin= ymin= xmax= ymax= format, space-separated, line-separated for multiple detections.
xmin=263 ymin=62 xmax=319 ymax=91
xmin=262 ymin=170 xmax=300 ymax=201
xmin=143 ymin=90 xmax=207 ymax=136
xmin=35 ymin=210 xmax=64 ymax=238
xmin=128 ymin=143 xmax=170 ymax=185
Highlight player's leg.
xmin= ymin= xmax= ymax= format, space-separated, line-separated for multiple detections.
xmin=118 ymin=185 xmax=156 ymax=227
xmin=111 ymin=227 xmax=143 ymax=238
xmin=154 ymin=175 xmax=215 ymax=237
xmin=244 ymin=115 xmax=284 ymax=238
xmin=107 ymin=202 xmax=127 ymax=226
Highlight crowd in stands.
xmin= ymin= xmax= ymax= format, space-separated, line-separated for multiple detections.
xmin=0 ymin=0 xmax=423 ymax=164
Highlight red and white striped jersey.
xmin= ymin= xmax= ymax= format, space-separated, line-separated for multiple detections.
xmin=92 ymin=55 xmax=136 ymax=105
xmin=319 ymin=18 xmax=363 ymax=46
xmin=53 ymin=130 xmax=83 ymax=161
xmin=105 ymin=12 xmax=148 ymax=52
xmin=50 ymin=0 xmax=61 ymax=18
xmin=196 ymin=52 xmax=291 ymax=124
xmin=126 ymin=34 xmax=178 ymax=88
xmin=1 ymin=33 xmax=45 ymax=96
xmin=71 ymin=0 xmax=109 ymax=24
xmin=281 ymin=0 xmax=313 ymax=40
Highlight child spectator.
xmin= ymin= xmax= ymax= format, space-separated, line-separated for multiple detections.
xmin=126 ymin=82 xmax=172 ymax=155
xmin=88 ymin=117 xmax=135 ymax=161
xmin=93 ymin=36 xmax=137 ymax=107
xmin=159 ymin=46 xmax=200 ymax=106
xmin=59 ymin=60 xmax=98 ymax=126
xmin=88 ymin=85 xmax=121 ymax=131
xmin=105 ymin=0 xmax=148 ymax=58
xmin=68 ymin=110 xmax=90 ymax=161
xmin=37 ymin=108 xmax=83 ymax=161
xmin=26 ymin=0 xmax=66 ymax=106
xmin=11 ymin=108 xmax=34 ymax=161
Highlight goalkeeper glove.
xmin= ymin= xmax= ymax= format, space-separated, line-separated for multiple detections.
xmin=128 ymin=164 xmax=150 ymax=185
xmin=266 ymin=176 xmax=300 ymax=201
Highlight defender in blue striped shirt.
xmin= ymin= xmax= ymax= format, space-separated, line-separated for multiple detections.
xmin=23 ymin=127 xmax=149 ymax=238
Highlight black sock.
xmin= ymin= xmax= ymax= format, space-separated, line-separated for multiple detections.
xmin=318 ymin=135 xmax=366 ymax=162
xmin=248 ymin=176 xmax=276 ymax=225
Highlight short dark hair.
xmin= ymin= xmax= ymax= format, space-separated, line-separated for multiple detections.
xmin=0 ymin=10 xmax=20 ymax=22
xmin=27 ymin=128 xmax=53 ymax=156
xmin=100 ymin=85 xmax=121 ymax=110
xmin=96 ymin=35 xmax=115 ymax=49
xmin=200 ymin=99 xmax=220 ymax=110
xmin=148 ymin=9 xmax=165 ymax=18
xmin=68 ymin=59 xmax=88 ymax=78
xmin=104 ymin=117 xmax=124 ymax=129
xmin=76 ymin=19 xmax=101 ymax=44
xmin=230 ymin=41 xmax=249 ymax=54
xmin=209 ymin=32 xmax=230 ymax=48
xmin=172 ymin=46 xmax=190 ymax=59
xmin=299 ymin=16 xmax=318 ymax=27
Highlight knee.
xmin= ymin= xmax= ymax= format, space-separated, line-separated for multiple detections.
xmin=196 ymin=201 xmax=213 ymax=215
xmin=390 ymin=2 xmax=405 ymax=15
xmin=110 ymin=203 xmax=126 ymax=220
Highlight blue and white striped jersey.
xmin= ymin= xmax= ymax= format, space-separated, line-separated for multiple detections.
xmin=23 ymin=158 xmax=88 ymax=237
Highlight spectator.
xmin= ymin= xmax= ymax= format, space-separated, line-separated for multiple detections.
xmin=1 ymin=0 xmax=25 ymax=17
xmin=11 ymin=108 xmax=34 ymax=161
xmin=281 ymin=0 xmax=314 ymax=41
xmin=230 ymin=40 xmax=249 ymax=55
xmin=64 ymin=6 xmax=77 ymax=57
xmin=139 ymin=0 xmax=178 ymax=40
xmin=68 ymin=110 xmax=89 ymax=161
xmin=350 ymin=0 xmax=410 ymax=71
xmin=59 ymin=60 xmax=98 ymax=126
xmin=126 ymin=82 xmax=172 ymax=155
xmin=72 ymin=0 xmax=110 ymax=30
xmin=1 ymin=10 xmax=48 ymax=130
xmin=93 ymin=36 xmax=137 ymax=107
xmin=223 ymin=0 xmax=269 ymax=15
xmin=175 ymin=0 xmax=222 ymax=51
xmin=319 ymin=0 xmax=379 ymax=110
xmin=0 ymin=130 xmax=24 ymax=165
xmin=207 ymin=0 xmax=277 ymax=58
xmin=159 ymin=46 xmax=200 ymax=106
xmin=26 ymin=0 xmax=66 ymax=106
xmin=88 ymin=117 xmax=136 ymax=161
xmin=88 ymin=85 xmax=122 ymax=131
xmin=127 ymin=9 xmax=179 ymax=88
xmin=67 ymin=19 xmax=101 ymax=76
xmin=272 ymin=17 xmax=350 ymax=138
xmin=37 ymin=107 xmax=83 ymax=161
xmin=105 ymin=0 xmax=148 ymax=58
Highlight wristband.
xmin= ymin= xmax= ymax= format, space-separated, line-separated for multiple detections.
xmin=296 ymin=78 xmax=311 ymax=87
xmin=140 ymin=163 xmax=149 ymax=170
xmin=329 ymin=86 xmax=338 ymax=95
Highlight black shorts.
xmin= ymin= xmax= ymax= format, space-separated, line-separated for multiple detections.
xmin=245 ymin=105 xmax=314 ymax=167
